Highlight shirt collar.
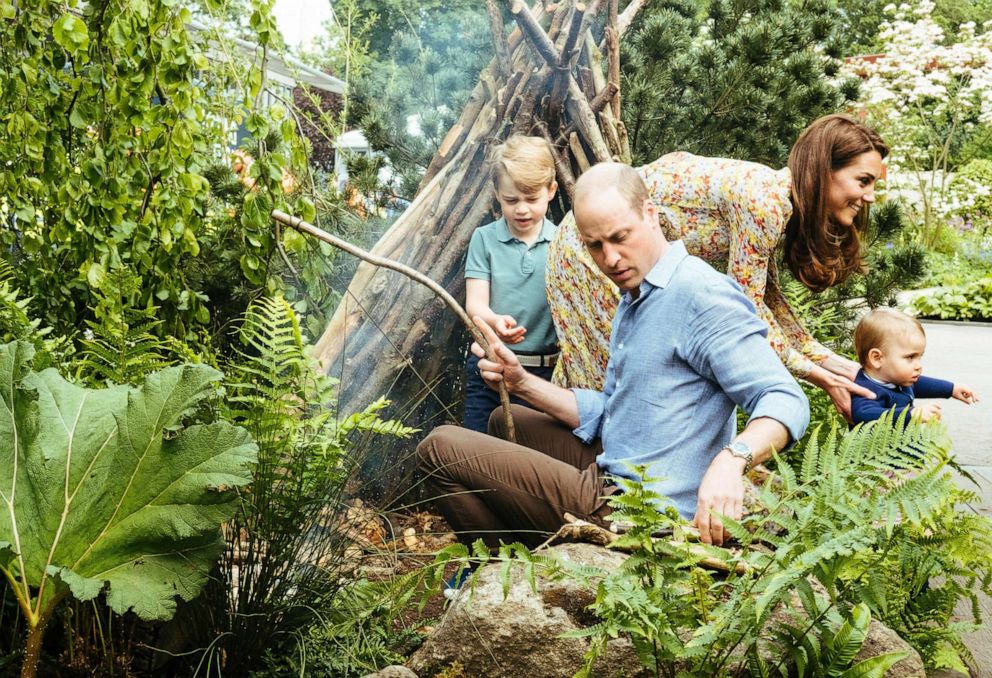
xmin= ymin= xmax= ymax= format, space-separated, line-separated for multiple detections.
xmin=627 ymin=240 xmax=687 ymax=300
xmin=495 ymin=217 xmax=555 ymax=244
xmin=863 ymin=371 xmax=898 ymax=390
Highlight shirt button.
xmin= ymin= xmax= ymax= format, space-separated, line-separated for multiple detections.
xmin=618 ymin=342 xmax=624 ymax=350
xmin=605 ymin=416 xmax=611 ymax=424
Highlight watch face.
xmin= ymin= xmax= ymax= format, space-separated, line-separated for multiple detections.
xmin=728 ymin=442 xmax=751 ymax=457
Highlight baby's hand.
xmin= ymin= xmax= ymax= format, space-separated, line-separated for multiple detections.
xmin=952 ymin=384 xmax=979 ymax=404
xmin=494 ymin=315 xmax=527 ymax=344
xmin=912 ymin=402 xmax=942 ymax=422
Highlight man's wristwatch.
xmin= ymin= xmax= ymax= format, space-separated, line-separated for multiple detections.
xmin=722 ymin=441 xmax=753 ymax=474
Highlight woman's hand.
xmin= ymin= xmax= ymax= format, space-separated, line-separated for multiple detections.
xmin=816 ymin=352 xmax=861 ymax=382
xmin=805 ymin=363 xmax=876 ymax=422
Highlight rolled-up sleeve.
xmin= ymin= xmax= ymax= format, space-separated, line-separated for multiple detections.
xmin=571 ymin=388 xmax=608 ymax=443
xmin=747 ymin=389 xmax=810 ymax=445
xmin=683 ymin=280 xmax=810 ymax=445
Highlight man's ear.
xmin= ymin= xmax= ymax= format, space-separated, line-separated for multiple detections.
xmin=867 ymin=347 xmax=884 ymax=369
xmin=643 ymin=198 xmax=657 ymax=224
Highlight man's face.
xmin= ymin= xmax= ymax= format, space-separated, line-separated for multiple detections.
xmin=575 ymin=188 xmax=663 ymax=296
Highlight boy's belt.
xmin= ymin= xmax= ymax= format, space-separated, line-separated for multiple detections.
xmin=517 ymin=352 xmax=559 ymax=368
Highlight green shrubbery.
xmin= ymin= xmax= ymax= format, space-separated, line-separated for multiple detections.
xmin=435 ymin=418 xmax=991 ymax=675
xmin=912 ymin=277 xmax=992 ymax=321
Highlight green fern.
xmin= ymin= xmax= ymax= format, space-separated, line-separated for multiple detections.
xmin=74 ymin=268 xmax=179 ymax=386
xmin=483 ymin=414 xmax=992 ymax=676
xmin=189 ymin=294 xmax=417 ymax=675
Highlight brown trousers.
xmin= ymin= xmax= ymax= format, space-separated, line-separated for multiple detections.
xmin=416 ymin=405 xmax=617 ymax=549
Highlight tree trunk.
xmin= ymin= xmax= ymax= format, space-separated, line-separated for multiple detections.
xmin=311 ymin=1 xmax=638 ymax=495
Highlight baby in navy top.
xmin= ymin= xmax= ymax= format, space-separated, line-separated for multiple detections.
xmin=851 ymin=307 xmax=979 ymax=427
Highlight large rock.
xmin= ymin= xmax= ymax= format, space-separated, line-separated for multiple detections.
xmin=853 ymin=620 xmax=926 ymax=678
xmin=361 ymin=667 xmax=419 ymax=678
xmin=409 ymin=543 xmax=648 ymax=677
xmin=408 ymin=543 xmax=925 ymax=677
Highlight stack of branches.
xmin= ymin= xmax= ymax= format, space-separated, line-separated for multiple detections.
xmin=311 ymin=0 xmax=644 ymax=438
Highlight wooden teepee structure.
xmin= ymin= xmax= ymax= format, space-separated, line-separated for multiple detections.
xmin=312 ymin=0 xmax=644 ymax=436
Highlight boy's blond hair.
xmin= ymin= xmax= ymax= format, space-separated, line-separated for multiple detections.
xmin=854 ymin=307 xmax=925 ymax=365
xmin=491 ymin=135 xmax=556 ymax=193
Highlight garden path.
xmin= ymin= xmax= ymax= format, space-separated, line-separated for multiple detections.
xmin=920 ymin=320 xmax=992 ymax=676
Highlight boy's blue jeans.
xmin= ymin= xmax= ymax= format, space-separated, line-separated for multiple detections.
xmin=463 ymin=353 xmax=553 ymax=432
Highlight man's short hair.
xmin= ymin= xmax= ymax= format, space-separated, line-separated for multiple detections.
xmin=491 ymin=135 xmax=556 ymax=193
xmin=854 ymin=307 xmax=925 ymax=365
xmin=574 ymin=162 xmax=650 ymax=215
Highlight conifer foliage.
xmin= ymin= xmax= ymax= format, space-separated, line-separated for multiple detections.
xmin=622 ymin=0 xmax=860 ymax=165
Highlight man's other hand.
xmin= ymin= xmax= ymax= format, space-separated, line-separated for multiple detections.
xmin=471 ymin=316 xmax=528 ymax=393
xmin=693 ymin=450 xmax=746 ymax=546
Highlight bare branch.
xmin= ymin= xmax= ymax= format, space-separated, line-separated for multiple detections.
xmin=536 ymin=120 xmax=576 ymax=201
xmin=510 ymin=0 xmax=563 ymax=68
xmin=487 ymin=0 xmax=511 ymax=78
xmin=271 ymin=210 xmax=517 ymax=441
xmin=590 ymin=82 xmax=619 ymax=113
xmin=607 ymin=0 xmax=621 ymax=118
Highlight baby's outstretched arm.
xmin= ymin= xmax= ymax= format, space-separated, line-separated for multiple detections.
xmin=952 ymin=384 xmax=979 ymax=404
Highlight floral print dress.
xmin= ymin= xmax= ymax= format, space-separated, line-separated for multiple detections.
xmin=547 ymin=151 xmax=832 ymax=390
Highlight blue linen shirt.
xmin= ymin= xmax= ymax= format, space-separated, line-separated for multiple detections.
xmin=850 ymin=369 xmax=953 ymax=427
xmin=465 ymin=217 xmax=559 ymax=355
xmin=571 ymin=241 xmax=810 ymax=518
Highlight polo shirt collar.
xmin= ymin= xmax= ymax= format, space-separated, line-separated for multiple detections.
xmin=495 ymin=217 xmax=556 ymax=244
xmin=627 ymin=240 xmax=687 ymax=300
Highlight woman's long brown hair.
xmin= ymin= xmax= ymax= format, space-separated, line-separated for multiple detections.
xmin=784 ymin=114 xmax=889 ymax=292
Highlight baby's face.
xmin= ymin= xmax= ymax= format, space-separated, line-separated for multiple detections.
xmin=874 ymin=330 xmax=926 ymax=387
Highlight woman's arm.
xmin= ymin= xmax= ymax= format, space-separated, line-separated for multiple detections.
xmin=719 ymin=168 xmax=874 ymax=420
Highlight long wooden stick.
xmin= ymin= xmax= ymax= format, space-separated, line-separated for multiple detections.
xmin=271 ymin=209 xmax=516 ymax=442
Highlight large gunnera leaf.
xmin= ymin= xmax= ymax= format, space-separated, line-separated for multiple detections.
xmin=0 ymin=341 xmax=257 ymax=621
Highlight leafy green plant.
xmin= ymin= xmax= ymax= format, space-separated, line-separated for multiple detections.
xmin=272 ymin=575 xmax=430 ymax=677
xmin=911 ymin=276 xmax=992 ymax=321
xmin=0 ymin=0 xmax=317 ymax=350
xmin=951 ymin=158 xmax=992 ymax=225
xmin=0 ymin=341 xmax=256 ymax=678
xmin=186 ymin=296 xmax=417 ymax=675
xmin=446 ymin=414 xmax=991 ymax=676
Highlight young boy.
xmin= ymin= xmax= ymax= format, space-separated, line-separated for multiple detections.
xmin=851 ymin=308 xmax=978 ymax=427
xmin=462 ymin=135 xmax=560 ymax=432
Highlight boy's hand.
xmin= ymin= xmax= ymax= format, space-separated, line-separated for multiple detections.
xmin=471 ymin=316 xmax=528 ymax=393
xmin=493 ymin=315 xmax=527 ymax=344
xmin=952 ymin=384 xmax=979 ymax=404
xmin=912 ymin=402 xmax=942 ymax=422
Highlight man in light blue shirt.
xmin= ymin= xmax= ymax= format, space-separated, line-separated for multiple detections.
xmin=417 ymin=163 xmax=809 ymax=551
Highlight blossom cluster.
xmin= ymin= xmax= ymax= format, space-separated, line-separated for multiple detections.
xmin=842 ymin=1 xmax=992 ymax=230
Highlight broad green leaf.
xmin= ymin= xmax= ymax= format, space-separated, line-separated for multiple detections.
xmin=0 ymin=341 xmax=256 ymax=621
xmin=53 ymin=14 xmax=90 ymax=54
xmin=838 ymin=651 xmax=909 ymax=678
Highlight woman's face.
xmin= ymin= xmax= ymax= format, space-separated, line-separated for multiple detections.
xmin=826 ymin=150 xmax=884 ymax=227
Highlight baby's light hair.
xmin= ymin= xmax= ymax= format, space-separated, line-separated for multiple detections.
xmin=854 ymin=307 xmax=925 ymax=365
xmin=491 ymin=135 xmax=556 ymax=194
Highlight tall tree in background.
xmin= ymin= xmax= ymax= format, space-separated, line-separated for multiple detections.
xmin=621 ymin=0 xmax=858 ymax=166
xmin=340 ymin=1 xmax=493 ymax=199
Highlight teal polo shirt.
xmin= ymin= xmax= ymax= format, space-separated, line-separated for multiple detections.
xmin=464 ymin=217 xmax=559 ymax=355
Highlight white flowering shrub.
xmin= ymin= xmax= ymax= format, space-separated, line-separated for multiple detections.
xmin=844 ymin=0 xmax=992 ymax=244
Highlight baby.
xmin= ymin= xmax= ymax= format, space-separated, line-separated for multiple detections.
xmin=851 ymin=307 xmax=978 ymax=426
